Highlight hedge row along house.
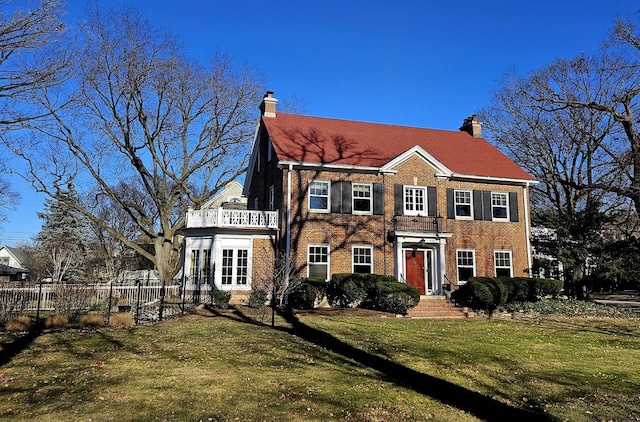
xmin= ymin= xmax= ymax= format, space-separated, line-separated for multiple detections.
xmin=182 ymin=92 xmax=536 ymax=304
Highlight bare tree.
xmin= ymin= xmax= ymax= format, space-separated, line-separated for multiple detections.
xmin=508 ymin=13 xmax=640 ymax=213
xmin=0 ymin=0 xmax=70 ymax=223
xmin=7 ymin=7 xmax=264 ymax=283
xmin=0 ymin=0 xmax=71 ymax=125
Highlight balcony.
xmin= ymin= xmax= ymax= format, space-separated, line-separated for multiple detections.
xmin=186 ymin=208 xmax=279 ymax=229
xmin=392 ymin=215 xmax=444 ymax=234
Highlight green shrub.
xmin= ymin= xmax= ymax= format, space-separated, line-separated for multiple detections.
xmin=327 ymin=274 xmax=369 ymax=308
xmin=528 ymin=278 xmax=564 ymax=299
xmin=288 ymin=278 xmax=327 ymax=309
xmin=210 ymin=289 xmax=231 ymax=309
xmin=452 ymin=277 xmax=565 ymax=311
xmin=368 ymin=281 xmax=420 ymax=315
xmin=507 ymin=277 xmax=530 ymax=302
xmin=248 ymin=289 xmax=268 ymax=309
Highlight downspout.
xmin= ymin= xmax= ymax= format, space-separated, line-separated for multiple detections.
xmin=285 ymin=164 xmax=293 ymax=288
xmin=523 ymin=182 xmax=533 ymax=277
xmin=382 ymin=172 xmax=387 ymax=275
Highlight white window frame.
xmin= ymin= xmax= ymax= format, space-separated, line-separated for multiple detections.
xmin=456 ymin=249 xmax=476 ymax=283
xmin=494 ymin=250 xmax=513 ymax=278
xmin=202 ymin=249 xmax=212 ymax=285
xmin=491 ymin=192 xmax=509 ymax=221
xmin=268 ymin=185 xmax=275 ymax=211
xmin=454 ymin=189 xmax=473 ymax=219
xmin=221 ymin=248 xmax=250 ymax=287
xmin=352 ymin=182 xmax=373 ymax=215
xmin=352 ymin=245 xmax=373 ymax=274
xmin=404 ymin=186 xmax=426 ymax=216
xmin=190 ymin=250 xmax=200 ymax=284
xmin=308 ymin=180 xmax=330 ymax=212
xmin=307 ymin=244 xmax=330 ymax=280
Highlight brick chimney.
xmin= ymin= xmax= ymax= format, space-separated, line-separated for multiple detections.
xmin=259 ymin=91 xmax=278 ymax=118
xmin=459 ymin=114 xmax=482 ymax=138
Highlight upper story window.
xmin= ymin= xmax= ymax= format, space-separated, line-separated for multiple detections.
xmin=352 ymin=245 xmax=373 ymax=274
xmin=494 ymin=250 xmax=513 ymax=277
xmin=309 ymin=180 xmax=330 ymax=212
xmin=455 ymin=190 xmax=472 ymax=219
xmin=352 ymin=183 xmax=372 ymax=214
xmin=491 ymin=192 xmax=509 ymax=221
xmin=404 ymin=186 xmax=425 ymax=215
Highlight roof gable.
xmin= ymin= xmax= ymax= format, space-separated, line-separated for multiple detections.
xmin=263 ymin=113 xmax=534 ymax=182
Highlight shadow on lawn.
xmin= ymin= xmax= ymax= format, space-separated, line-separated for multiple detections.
xmin=0 ymin=328 xmax=42 ymax=367
xmin=225 ymin=307 xmax=558 ymax=422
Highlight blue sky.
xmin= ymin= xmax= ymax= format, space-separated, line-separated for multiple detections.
xmin=1 ymin=0 xmax=637 ymax=246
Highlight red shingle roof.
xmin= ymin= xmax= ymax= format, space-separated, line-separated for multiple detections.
xmin=263 ymin=113 xmax=534 ymax=181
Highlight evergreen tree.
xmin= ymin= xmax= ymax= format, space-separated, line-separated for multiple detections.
xmin=35 ymin=185 xmax=88 ymax=283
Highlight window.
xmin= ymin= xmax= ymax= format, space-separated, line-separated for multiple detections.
xmin=352 ymin=183 xmax=372 ymax=214
xmin=455 ymin=190 xmax=472 ymax=218
xmin=236 ymin=249 xmax=248 ymax=285
xmin=268 ymin=185 xmax=275 ymax=211
xmin=0 ymin=257 xmax=9 ymax=266
xmin=202 ymin=249 xmax=212 ymax=285
xmin=221 ymin=248 xmax=250 ymax=286
xmin=222 ymin=249 xmax=233 ymax=285
xmin=457 ymin=249 xmax=475 ymax=282
xmin=404 ymin=186 xmax=426 ymax=215
xmin=495 ymin=251 xmax=513 ymax=277
xmin=491 ymin=192 xmax=509 ymax=220
xmin=352 ymin=246 xmax=373 ymax=274
xmin=190 ymin=250 xmax=200 ymax=284
xmin=309 ymin=180 xmax=329 ymax=212
xmin=308 ymin=244 xmax=329 ymax=280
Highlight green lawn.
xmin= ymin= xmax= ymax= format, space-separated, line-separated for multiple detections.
xmin=1 ymin=309 xmax=639 ymax=421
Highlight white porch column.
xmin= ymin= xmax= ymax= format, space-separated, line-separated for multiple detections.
xmin=438 ymin=239 xmax=447 ymax=293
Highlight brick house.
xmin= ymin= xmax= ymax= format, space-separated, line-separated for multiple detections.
xmin=182 ymin=91 xmax=535 ymax=300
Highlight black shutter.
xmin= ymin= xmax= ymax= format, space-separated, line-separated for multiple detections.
xmin=473 ymin=190 xmax=483 ymax=220
xmin=373 ymin=183 xmax=384 ymax=215
xmin=394 ymin=184 xmax=404 ymax=216
xmin=483 ymin=190 xmax=492 ymax=221
xmin=446 ymin=188 xmax=454 ymax=219
xmin=330 ymin=181 xmax=342 ymax=213
xmin=427 ymin=186 xmax=437 ymax=217
xmin=342 ymin=181 xmax=352 ymax=214
xmin=509 ymin=191 xmax=519 ymax=222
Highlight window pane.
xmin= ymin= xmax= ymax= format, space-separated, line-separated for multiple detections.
xmin=309 ymin=181 xmax=329 ymax=210
xmin=353 ymin=247 xmax=372 ymax=274
xmin=222 ymin=249 xmax=233 ymax=285
xmin=237 ymin=249 xmax=248 ymax=285
xmin=455 ymin=191 xmax=472 ymax=217
xmin=492 ymin=193 xmax=508 ymax=219
xmin=309 ymin=264 xmax=328 ymax=279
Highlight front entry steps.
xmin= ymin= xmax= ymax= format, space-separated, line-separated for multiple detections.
xmin=407 ymin=296 xmax=473 ymax=319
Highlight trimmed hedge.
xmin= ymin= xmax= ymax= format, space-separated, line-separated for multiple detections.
xmin=326 ymin=273 xmax=419 ymax=315
xmin=451 ymin=276 xmax=564 ymax=311
xmin=288 ymin=278 xmax=327 ymax=309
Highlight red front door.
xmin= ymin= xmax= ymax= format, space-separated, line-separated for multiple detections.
xmin=405 ymin=250 xmax=425 ymax=295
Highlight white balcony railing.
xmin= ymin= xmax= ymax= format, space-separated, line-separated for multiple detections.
xmin=186 ymin=208 xmax=279 ymax=229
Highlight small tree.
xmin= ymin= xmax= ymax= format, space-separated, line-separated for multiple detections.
xmin=35 ymin=185 xmax=88 ymax=283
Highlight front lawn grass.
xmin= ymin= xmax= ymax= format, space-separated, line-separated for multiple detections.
xmin=1 ymin=310 xmax=639 ymax=421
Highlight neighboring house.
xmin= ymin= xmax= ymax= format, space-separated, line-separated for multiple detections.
xmin=182 ymin=91 xmax=535 ymax=300
xmin=0 ymin=245 xmax=30 ymax=282
xmin=204 ymin=180 xmax=247 ymax=210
